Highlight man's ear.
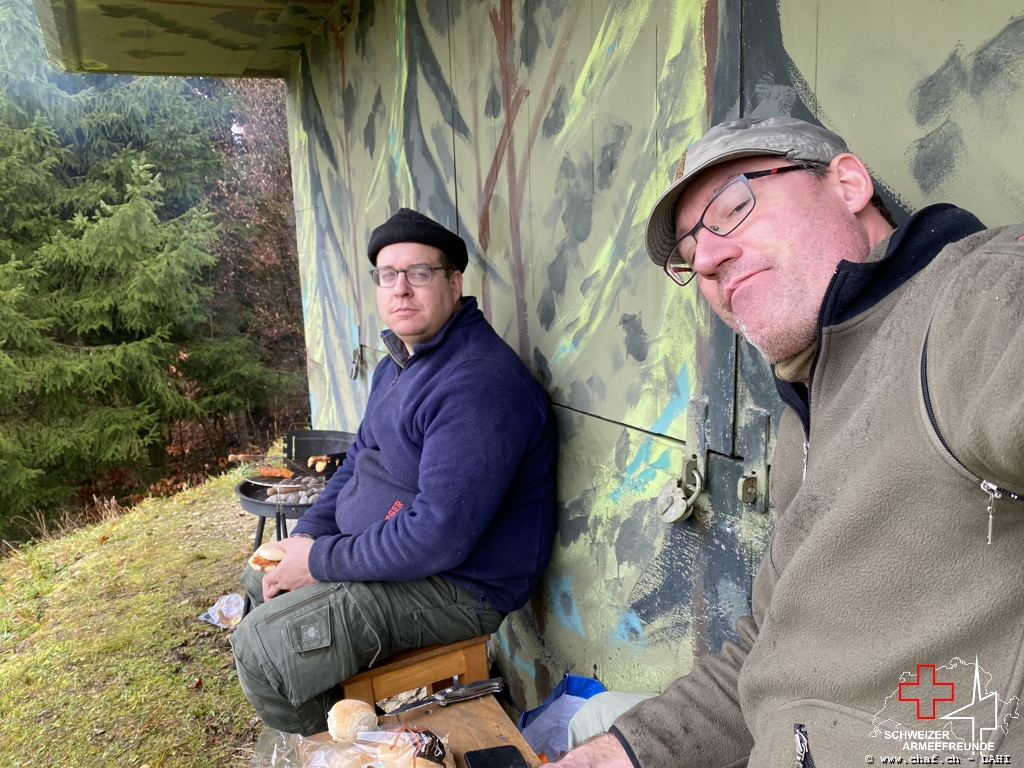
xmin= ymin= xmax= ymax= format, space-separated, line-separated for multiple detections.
xmin=450 ymin=269 xmax=463 ymax=300
xmin=830 ymin=153 xmax=876 ymax=215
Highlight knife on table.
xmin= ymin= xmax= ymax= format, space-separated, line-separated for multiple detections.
xmin=387 ymin=677 xmax=505 ymax=714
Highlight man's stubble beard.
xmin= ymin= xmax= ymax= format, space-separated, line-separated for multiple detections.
xmin=732 ymin=206 xmax=869 ymax=364
xmin=736 ymin=301 xmax=818 ymax=364
xmin=716 ymin=256 xmax=820 ymax=364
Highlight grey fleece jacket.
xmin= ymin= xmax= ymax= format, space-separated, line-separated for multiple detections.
xmin=612 ymin=207 xmax=1024 ymax=768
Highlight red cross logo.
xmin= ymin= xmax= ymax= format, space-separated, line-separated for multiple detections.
xmin=898 ymin=664 xmax=955 ymax=719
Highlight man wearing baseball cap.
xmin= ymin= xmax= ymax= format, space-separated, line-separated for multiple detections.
xmin=560 ymin=117 xmax=1024 ymax=766
xmin=232 ymin=208 xmax=558 ymax=736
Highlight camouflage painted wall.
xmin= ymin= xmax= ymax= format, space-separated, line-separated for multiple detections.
xmin=775 ymin=0 xmax=1024 ymax=225
xmin=282 ymin=0 xmax=1024 ymax=712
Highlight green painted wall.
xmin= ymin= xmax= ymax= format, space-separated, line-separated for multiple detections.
xmin=776 ymin=0 xmax=1024 ymax=225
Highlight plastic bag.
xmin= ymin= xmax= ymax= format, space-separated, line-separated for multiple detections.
xmin=518 ymin=673 xmax=606 ymax=761
xmin=199 ymin=592 xmax=245 ymax=629
xmin=249 ymin=725 xmax=450 ymax=768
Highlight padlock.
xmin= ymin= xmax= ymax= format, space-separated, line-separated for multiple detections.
xmin=658 ymin=478 xmax=691 ymax=523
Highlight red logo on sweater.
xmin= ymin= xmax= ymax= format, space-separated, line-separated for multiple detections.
xmin=384 ymin=499 xmax=404 ymax=520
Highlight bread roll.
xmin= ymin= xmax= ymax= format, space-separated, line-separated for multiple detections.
xmin=327 ymin=699 xmax=378 ymax=742
xmin=247 ymin=542 xmax=286 ymax=572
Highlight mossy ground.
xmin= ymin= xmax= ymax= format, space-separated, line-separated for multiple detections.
xmin=0 ymin=466 xmax=267 ymax=767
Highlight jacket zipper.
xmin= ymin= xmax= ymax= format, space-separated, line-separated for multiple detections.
xmin=357 ymin=337 xmax=409 ymax=432
xmin=798 ymin=268 xmax=843 ymax=481
xmin=921 ymin=326 xmax=1021 ymax=543
xmin=384 ymin=336 xmax=409 ymax=386
xmin=385 ymin=344 xmax=405 ymax=370
xmin=794 ymin=724 xmax=816 ymax=768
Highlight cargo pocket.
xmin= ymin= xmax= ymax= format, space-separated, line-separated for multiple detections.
xmin=268 ymin=600 xmax=338 ymax=708
xmin=286 ymin=603 xmax=333 ymax=657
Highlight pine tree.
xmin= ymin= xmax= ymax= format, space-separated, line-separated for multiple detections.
xmin=0 ymin=0 xmax=290 ymax=534
xmin=205 ymin=78 xmax=310 ymax=447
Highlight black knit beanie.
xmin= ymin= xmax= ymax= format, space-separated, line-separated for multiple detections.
xmin=367 ymin=208 xmax=469 ymax=272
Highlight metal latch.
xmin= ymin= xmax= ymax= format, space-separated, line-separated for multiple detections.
xmin=349 ymin=346 xmax=363 ymax=380
xmin=687 ymin=396 xmax=709 ymax=487
xmin=737 ymin=406 xmax=770 ymax=513
xmin=657 ymin=397 xmax=709 ymax=523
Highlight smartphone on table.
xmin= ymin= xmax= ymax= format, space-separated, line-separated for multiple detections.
xmin=463 ymin=744 xmax=530 ymax=768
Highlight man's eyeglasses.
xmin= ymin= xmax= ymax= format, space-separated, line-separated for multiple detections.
xmin=665 ymin=164 xmax=815 ymax=286
xmin=370 ymin=264 xmax=452 ymax=288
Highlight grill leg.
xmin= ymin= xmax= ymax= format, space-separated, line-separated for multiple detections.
xmin=276 ymin=509 xmax=289 ymax=540
xmin=252 ymin=515 xmax=267 ymax=552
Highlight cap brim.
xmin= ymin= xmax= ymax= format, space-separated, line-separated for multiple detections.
xmin=644 ymin=178 xmax=687 ymax=268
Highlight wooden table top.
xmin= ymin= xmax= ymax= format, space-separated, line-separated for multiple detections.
xmin=378 ymin=695 xmax=542 ymax=768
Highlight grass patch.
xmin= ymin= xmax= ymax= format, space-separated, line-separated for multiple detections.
xmin=0 ymin=467 xmax=265 ymax=766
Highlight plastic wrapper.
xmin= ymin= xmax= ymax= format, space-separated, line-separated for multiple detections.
xmin=250 ymin=724 xmax=451 ymax=768
xmin=198 ymin=592 xmax=244 ymax=629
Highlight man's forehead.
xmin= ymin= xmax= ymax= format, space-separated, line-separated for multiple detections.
xmin=680 ymin=155 xmax=792 ymax=211
xmin=376 ymin=242 xmax=444 ymax=265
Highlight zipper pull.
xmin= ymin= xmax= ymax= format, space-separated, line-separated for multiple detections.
xmin=802 ymin=440 xmax=809 ymax=482
xmin=981 ymin=480 xmax=1001 ymax=545
xmin=794 ymin=724 xmax=816 ymax=768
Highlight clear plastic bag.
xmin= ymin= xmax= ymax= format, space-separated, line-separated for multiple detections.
xmin=250 ymin=725 xmax=450 ymax=768
xmin=199 ymin=592 xmax=245 ymax=629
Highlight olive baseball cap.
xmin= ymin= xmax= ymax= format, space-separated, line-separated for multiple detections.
xmin=644 ymin=117 xmax=850 ymax=267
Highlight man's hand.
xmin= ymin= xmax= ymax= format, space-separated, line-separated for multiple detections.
xmin=556 ymin=734 xmax=633 ymax=767
xmin=262 ymin=536 xmax=317 ymax=600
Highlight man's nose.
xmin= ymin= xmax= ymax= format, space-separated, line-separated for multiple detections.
xmin=690 ymin=228 xmax=741 ymax=278
xmin=390 ymin=272 xmax=413 ymax=294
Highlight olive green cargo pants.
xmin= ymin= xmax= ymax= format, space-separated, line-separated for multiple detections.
xmin=230 ymin=565 xmax=505 ymax=736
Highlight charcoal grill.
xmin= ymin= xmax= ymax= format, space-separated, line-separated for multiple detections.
xmin=234 ymin=432 xmax=353 ymax=537
xmin=234 ymin=429 xmax=356 ymax=544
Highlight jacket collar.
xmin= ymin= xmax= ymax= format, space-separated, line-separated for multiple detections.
xmin=772 ymin=205 xmax=985 ymax=430
xmin=381 ymin=296 xmax=481 ymax=368
xmin=819 ymin=204 xmax=985 ymax=329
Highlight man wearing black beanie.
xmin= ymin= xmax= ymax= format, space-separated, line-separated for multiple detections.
xmin=232 ymin=209 xmax=558 ymax=738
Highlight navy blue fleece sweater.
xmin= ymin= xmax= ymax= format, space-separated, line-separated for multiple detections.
xmin=292 ymin=297 xmax=557 ymax=613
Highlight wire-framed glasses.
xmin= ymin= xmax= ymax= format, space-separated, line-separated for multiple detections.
xmin=665 ymin=164 xmax=815 ymax=286
xmin=369 ymin=264 xmax=452 ymax=288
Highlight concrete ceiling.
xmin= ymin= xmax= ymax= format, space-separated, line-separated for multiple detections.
xmin=32 ymin=0 xmax=348 ymax=77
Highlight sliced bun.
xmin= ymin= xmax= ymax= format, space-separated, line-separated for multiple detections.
xmin=327 ymin=699 xmax=378 ymax=742
xmin=247 ymin=542 xmax=286 ymax=572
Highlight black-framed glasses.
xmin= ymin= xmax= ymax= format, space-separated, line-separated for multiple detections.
xmin=665 ymin=164 xmax=815 ymax=286
xmin=369 ymin=264 xmax=452 ymax=288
